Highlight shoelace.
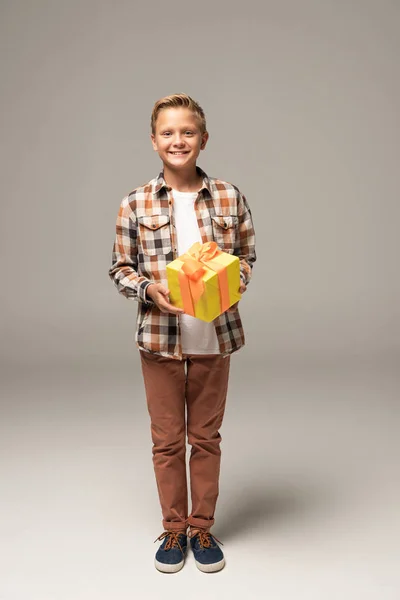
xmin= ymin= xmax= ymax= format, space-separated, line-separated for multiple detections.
xmin=154 ymin=530 xmax=186 ymax=553
xmin=189 ymin=528 xmax=223 ymax=548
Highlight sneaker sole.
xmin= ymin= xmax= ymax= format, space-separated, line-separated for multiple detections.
xmin=155 ymin=557 xmax=185 ymax=573
xmin=194 ymin=557 xmax=225 ymax=573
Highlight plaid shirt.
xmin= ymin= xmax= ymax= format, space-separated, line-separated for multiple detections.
xmin=108 ymin=166 xmax=256 ymax=360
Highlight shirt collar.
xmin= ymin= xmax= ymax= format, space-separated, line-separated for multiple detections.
xmin=152 ymin=165 xmax=212 ymax=197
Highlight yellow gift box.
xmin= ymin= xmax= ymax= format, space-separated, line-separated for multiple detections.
xmin=167 ymin=241 xmax=241 ymax=322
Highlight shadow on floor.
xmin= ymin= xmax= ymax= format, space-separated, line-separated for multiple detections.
xmin=214 ymin=481 xmax=334 ymax=540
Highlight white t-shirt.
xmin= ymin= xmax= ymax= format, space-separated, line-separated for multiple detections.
xmin=172 ymin=189 xmax=220 ymax=355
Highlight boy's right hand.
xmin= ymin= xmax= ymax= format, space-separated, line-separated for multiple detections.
xmin=146 ymin=283 xmax=184 ymax=315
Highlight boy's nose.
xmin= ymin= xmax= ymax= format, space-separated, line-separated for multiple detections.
xmin=172 ymin=134 xmax=185 ymax=145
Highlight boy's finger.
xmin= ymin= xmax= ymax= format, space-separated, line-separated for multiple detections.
xmin=157 ymin=286 xmax=169 ymax=296
xmin=167 ymin=305 xmax=184 ymax=314
xmin=158 ymin=297 xmax=183 ymax=314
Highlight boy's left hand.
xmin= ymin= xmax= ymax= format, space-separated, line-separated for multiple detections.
xmin=227 ymin=281 xmax=247 ymax=312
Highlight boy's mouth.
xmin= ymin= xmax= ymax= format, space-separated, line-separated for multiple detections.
xmin=169 ymin=151 xmax=189 ymax=155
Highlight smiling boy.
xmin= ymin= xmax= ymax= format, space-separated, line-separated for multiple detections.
xmin=109 ymin=94 xmax=256 ymax=573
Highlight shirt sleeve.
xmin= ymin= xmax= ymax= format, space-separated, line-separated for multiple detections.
xmin=108 ymin=195 xmax=154 ymax=303
xmin=236 ymin=191 xmax=256 ymax=286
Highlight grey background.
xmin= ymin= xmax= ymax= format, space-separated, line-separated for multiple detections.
xmin=1 ymin=1 xmax=399 ymax=598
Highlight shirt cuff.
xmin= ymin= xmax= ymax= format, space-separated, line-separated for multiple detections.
xmin=138 ymin=280 xmax=154 ymax=304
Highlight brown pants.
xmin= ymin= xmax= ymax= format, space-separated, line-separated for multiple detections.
xmin=140 ymin=350 xmax=231 ymax=531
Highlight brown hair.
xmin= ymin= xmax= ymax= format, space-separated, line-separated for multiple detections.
xmin=151 ymin=93 xmax=207 ymax=135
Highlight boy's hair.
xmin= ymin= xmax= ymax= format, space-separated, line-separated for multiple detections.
xmin=151 ymin=93 xmax=207 ymax=135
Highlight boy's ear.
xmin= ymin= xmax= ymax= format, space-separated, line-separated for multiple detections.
xmin=200 ymin=131 xmax=209 ymax=150
xmin=150 ymin=133 xmax=157 ymax=151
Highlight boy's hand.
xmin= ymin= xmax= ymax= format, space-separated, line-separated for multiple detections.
xmin=147 ymin=283 xmax=184 ymax=315
xmin=227 ymin=281 xmax=247 ymax=312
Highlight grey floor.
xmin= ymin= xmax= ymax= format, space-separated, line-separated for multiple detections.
xmin=1 ymin=357 xmax=399 ymax=600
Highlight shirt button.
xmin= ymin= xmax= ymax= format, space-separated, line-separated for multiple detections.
xmin=152 ymin=224 xmax=156 ymax=228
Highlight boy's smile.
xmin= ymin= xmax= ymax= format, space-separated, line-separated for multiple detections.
xmin=151 ymin=107 xmax=209 ymax=173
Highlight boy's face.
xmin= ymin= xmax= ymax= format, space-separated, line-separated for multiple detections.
xmin=151 ymin=107 xmax=209 ymax=171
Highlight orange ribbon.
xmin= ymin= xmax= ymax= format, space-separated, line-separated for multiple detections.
xmin=178 ymin=241 xmax=230 ymax=317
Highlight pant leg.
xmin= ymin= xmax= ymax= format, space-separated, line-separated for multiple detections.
xmin=185 ymin=354 xmax=231 ymax=529
xmin=139 ymin=350 xmax=188 ymax=531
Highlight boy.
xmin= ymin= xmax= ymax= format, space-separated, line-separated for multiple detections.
xmin=108 ymin=94 xmax=256 ymax=573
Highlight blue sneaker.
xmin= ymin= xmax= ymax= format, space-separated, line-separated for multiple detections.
xmin=154 ymin=530 xmax=188 ymax=573
xmin=189 ymin=528 xmax=225 ymax=572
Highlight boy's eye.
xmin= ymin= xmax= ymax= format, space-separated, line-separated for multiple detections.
xmin=161 ymin=131 xmax=194 ymax=136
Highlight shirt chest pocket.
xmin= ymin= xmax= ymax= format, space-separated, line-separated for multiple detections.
xmin=138 ymin=215 xmax=172 ymax=255
xmin=211 ymin=215 xmax=238 ymax=251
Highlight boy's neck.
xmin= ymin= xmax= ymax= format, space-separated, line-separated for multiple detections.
xmin=162 ymin=164 xmax=203 ymax=193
